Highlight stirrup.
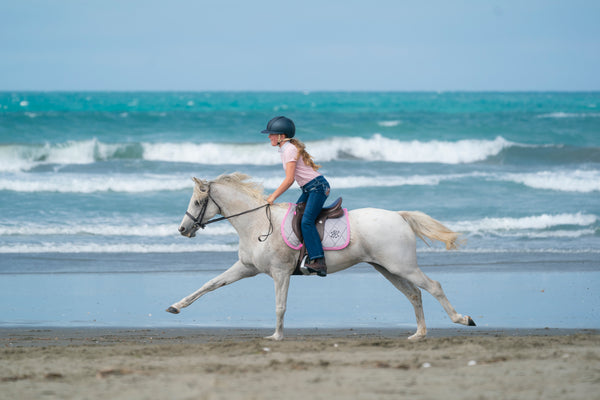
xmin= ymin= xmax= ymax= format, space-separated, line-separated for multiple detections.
xmin=299 ymin=255 xmax=311 ymax=275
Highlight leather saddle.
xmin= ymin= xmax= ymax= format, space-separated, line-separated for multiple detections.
xmin=291 ymin=197 xmax=344 ymax=243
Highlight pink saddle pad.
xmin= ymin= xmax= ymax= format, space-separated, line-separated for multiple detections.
xmin=281 ymin=203 xmax=351 ymax=251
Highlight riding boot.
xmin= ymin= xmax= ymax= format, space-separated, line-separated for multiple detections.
xmin=306 ymin=257 xmax=327 ymax=277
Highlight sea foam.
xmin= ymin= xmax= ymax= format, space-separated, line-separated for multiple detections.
xmin=449 ymin=213 xmax=598 ymax=235
xmin=377 ymin=120 xmax=402 ymax=127
xmin=0 ymin=222 xmax=236 ymax=237
xmin=0 ymin=135 xmax=516 ymax=172
xmin=0 ymin=242 xmax=238 ymax=254
xmin=0 ymin=171 xmax=487 ymax=193
xmin=3 ymin=169 xmax=597 ymax=193
xmin=0 ymin=173 xmax=192 ymax=193
xmin=537 ymin=112 xmax=600 ymax=119
xmin=141 ymin=142 xmax=276 ymax=165
xmin=501 ymin=170 xmax=600 ymax=193
xmin=0 ymin=139 xmax=139 ymax=172
xmin=261 ymin=173 xmax=484 ymax=190
xmin=310 ymin=135 xmax=512 ymax=164
xmin=143 ymin=135 xmax=512 ymax=165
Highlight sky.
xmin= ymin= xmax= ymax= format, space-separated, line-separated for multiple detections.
xmin=1 ymin=0 xmax=599 ymax=91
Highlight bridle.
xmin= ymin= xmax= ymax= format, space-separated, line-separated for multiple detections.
xmin=185 ymin=183 xmax=273 ymax=242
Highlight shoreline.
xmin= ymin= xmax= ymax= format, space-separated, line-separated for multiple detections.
xmin=1 ymin=326 xmax=598 ymax=347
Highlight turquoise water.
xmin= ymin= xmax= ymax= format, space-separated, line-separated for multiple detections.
xmin=0 ymin=92 xmax=599 ymax=328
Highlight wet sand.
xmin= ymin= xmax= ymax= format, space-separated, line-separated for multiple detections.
xmin=1 ymin=327 xmax=598 ymax=399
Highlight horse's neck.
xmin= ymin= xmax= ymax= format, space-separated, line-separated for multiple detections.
xmin=213 ymin=184 xmax=267 ymax=237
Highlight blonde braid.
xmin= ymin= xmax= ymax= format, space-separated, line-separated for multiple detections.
xmin=289 ymin=138 xmax=321 ymax=171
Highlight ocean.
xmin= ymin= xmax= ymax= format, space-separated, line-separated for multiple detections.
xmin=1 ymin=92 xmax=599 ymax=329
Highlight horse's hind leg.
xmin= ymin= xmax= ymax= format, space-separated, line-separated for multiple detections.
xmin=405 ymin=267 xmax=475 ymax=327
xmin=371 ymin=264 xmax=427 ymax=340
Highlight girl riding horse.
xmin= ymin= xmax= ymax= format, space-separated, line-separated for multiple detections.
xmin=263 ymin=116 xmax=330 ymax=277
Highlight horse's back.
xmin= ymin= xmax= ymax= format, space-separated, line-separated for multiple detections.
xmin=347 ymin=208 xmax=417 ymax=253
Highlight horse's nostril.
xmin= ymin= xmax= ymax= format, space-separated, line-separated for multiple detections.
xmin=179 ymin=226 xmax=185 ymax=233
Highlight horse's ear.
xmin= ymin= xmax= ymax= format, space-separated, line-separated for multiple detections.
xmin=192 ymin=177 xmax=202 ymax=185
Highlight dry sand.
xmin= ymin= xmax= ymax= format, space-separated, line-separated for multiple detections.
xmin=0 ymin=328 xmax=598 ymax=400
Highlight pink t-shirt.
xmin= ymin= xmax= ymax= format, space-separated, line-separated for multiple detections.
xmin=279 ymin=141 xmax=321 ymax=187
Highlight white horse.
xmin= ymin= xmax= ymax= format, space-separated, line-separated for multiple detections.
xmin=168 ymin=172 xmax=475 ymax=340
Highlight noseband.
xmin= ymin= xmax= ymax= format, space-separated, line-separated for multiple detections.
xmin=185 ymin=183 xmax=273 ymax=242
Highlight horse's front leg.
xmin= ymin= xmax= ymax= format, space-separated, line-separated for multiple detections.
xmin=166 ymin=260 xmax=258 ymax=314
xmin=264 ymin=271 xmax=291 ymax=341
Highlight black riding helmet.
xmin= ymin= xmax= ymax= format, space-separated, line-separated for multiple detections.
xmin=261 ymin=116 xmax=295 ymax=138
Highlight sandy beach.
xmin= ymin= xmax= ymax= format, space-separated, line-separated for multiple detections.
xmin=1 ymin=327 xmax=598 ymax=400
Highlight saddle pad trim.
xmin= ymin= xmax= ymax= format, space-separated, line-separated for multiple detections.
xmin=281 ymin=203 xmax=302 ymax=250
xmin=281 ymin=203 xmax=351 ymax=251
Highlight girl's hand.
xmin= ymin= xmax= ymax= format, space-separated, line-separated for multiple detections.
xmin=267 ymin=161 xmax=296 ymax=205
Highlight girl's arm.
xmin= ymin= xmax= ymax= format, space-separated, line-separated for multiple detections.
xmin=267 ymin=161 xmax=296 ymax=204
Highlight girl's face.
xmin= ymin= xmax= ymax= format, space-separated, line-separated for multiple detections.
xmin=269 ymin=134 xmax=283 ymax=147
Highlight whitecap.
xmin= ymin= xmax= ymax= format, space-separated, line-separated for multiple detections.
xmin=310 ymin=135 xmax=512 ymax=164
xmin=0 ymin=136 xmax=517 ymax=172
xmin=0 ymin=173 xmax=192 ymax=193
xmin=537 ymin=112 xmax=600 ymax=119
xmin=0 ymin=221 xmax=236 ymax=237
xmin=418 ymin=247 xmax=600 ymax=254
xmin=0 ymin=171 xmax=491 ymax=193
xmin=259 ymin=172 xmax=487 ymax=190
xmin=0 ymin=140 xmax=137 ymax=172
xmin=0 ymin=242 xmax=238 ymax=254
xmin=448 ymin=212 xmax=598 ymax=234
xmin=501 ymin=170 xmax=600 ymax=193
xmin=377 ymin=120 xmax=402 ymax=127
xmin=142 ymin=142 xmax=279 ymax=166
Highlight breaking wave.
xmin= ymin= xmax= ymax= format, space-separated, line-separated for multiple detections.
xmin=2 ymin=169 xmax=598 ymax=193
xmin=0 ymin=242 xmax=238 ymax=254
xmin=0 ymin=135 xmax=516 ymax=171
xmin=500 ymin=170 xmax=600 ymax=193
xmin=449 ymin=213 xmax=598 ymax=239
xmin=0 ymin=222 xmax=236 ymax=237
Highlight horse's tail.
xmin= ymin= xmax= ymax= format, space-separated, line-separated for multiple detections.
xmin=398 ymin=211 xmax=463 ymax=250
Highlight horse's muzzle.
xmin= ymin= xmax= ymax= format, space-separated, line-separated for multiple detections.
xmin=179 ymin=225 xmax=196 ymax=238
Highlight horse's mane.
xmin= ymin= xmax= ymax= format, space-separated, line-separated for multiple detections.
xmin=213 ymin=172 xmax=266 ymax=203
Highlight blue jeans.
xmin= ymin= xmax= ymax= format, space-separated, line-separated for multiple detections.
xmin=296 ymin=176 xmax=330 ymax=261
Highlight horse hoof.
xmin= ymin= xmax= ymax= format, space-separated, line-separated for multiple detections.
xmin=264 ymin=333 xmax=284 ymax=341
xmin=467 ymin=316 xmax=476 ymax=326
xmin=166 ymin=306 xmax=180 ymax=314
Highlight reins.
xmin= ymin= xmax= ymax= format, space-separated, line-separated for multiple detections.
xmin=186 ymin=183 xmax=273 ymax=242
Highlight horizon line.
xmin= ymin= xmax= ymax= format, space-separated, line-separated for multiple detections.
xmin=2 ymin=89 xmax=600 ymax=94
